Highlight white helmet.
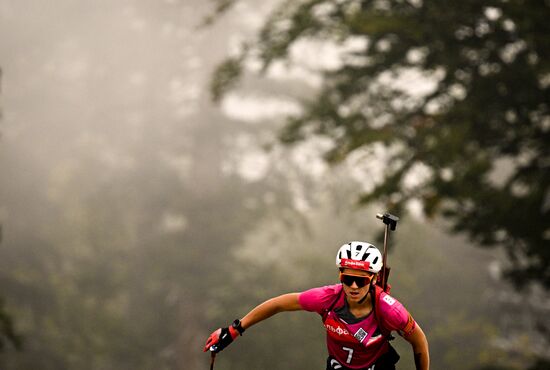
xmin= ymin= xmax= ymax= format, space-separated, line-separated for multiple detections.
xmin=336 ymin=241 xmax=383 ymax=273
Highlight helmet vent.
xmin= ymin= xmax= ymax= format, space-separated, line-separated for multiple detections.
xmin=362 ymin=253 xmax=369 ymax=261
xmin=373 ymin=256 xmax=379 ymax=264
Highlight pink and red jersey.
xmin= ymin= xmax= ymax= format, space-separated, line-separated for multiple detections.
xmin=299 ymin=284 xmax=415 ymax=369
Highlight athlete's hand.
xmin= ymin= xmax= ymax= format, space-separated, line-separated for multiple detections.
xmin=203 ymin=326 xmax=239 ymax=353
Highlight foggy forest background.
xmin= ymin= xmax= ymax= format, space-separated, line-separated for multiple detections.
xmin=0 ymin=1 xmax=549 ymax=369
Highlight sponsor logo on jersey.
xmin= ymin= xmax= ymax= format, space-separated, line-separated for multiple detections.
xmin=383 ymin=295 xmax=396 ymax=306
xmin=323 ymin=317 xmax=356 ymax=343
xmin=325 ymin=323 xmax=350 ymax=337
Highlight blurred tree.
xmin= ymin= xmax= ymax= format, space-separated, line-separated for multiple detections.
xmin=0 ymin=1 xmax=268 ymax=367
xmin=211 ymin=0 xmax=550 ymax=290
xmin=0 ymin=299 xmax=22 ymax=353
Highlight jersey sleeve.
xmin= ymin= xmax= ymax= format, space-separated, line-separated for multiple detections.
xmin=378 ymin=292 xmax=417 ymax=337
xmin=298 ymin=284 xmax=342 ymax=314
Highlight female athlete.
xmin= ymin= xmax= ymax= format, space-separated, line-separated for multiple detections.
xmin=204 ymin=241 xmax=430 ymax=370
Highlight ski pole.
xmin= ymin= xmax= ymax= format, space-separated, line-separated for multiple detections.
xmin=210 ymin=350 xmax=216 ymax=370
xmin=376 ymin=213 xmax=399 ymax=292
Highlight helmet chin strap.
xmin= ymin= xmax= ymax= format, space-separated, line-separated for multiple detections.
xmin=358 ymin=281 xmax=375 ymax=304
xmin=358 ymin=292 xmax=369 ymax=304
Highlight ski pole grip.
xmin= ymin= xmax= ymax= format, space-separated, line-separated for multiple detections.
xmin=376 ymin=213 xmax=399 ymax=231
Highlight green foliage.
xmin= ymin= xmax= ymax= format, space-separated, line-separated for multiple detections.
xmin=211 ymin=0 xmax=550 ymax=290
xmin=201 ymin=0 xmax=239 ymax=27
xmin=211 ymin=56 xmax=245 ymax=103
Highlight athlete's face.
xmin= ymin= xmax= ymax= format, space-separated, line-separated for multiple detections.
xmin=340 ymin=268 xmax=375 ymax=303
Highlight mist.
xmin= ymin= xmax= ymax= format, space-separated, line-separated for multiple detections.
xmin=1 ymin=1 xmax=548 ymax=369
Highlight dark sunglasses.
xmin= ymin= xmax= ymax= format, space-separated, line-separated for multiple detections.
xmin=339 ymin=273 xmax=374 ymax=288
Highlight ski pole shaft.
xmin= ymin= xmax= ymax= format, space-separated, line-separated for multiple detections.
xmin=210 ymin=351 xmax=216 ymax=370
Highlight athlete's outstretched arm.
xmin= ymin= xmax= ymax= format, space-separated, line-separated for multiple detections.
xmin=241 ymin=293 xmax=302 ymax=330
xmin=204 ymin=293 xmax=302 ymax=353
xmin=405 ymin=323 xmax=430 ymax=370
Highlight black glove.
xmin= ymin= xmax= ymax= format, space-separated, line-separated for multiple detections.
xmin=203 ymin=320 xmax=245 ymax=353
